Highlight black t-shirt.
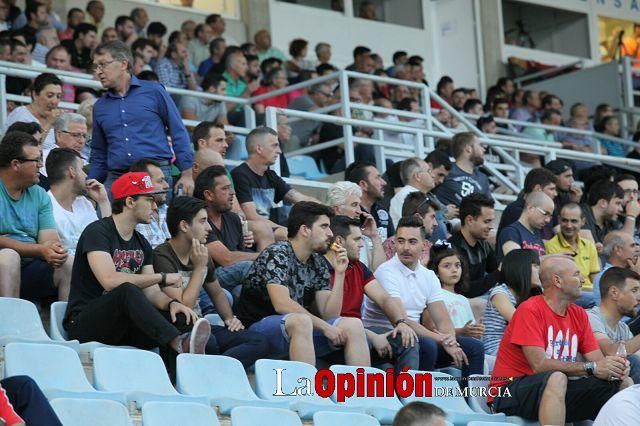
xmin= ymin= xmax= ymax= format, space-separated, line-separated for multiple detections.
xmin=581 ymin=203 xmax=621 ymax=245
xmin=236 ymin=241 xmax=331 ymax=327
xmin=61 ymin=40 xmax=92 ymax=71
xmin=153 ymin=242 xmax=216 ymax=316
xmin=205 ymin=212 xmax=251 ymax=267
xmin=230 ymin=162 xmax=291 ymax=222
xmin=362 ymin=202 xmax=395 ymax=240
xmin=64 ymin=217 xmax=153 ymax=327
xmin=449 ymin=230 xmax=498 ymax=298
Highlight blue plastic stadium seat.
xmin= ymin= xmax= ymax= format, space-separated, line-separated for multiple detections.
xmin=51 ymin=398 xmax=133 ymax=426
xmin=176 ymin=354 xmax=289 ymax=415
xmin=254 ymin=359 xmax=364 ymax=419
xmin=142 ymin=401 xmax=221 ymax=426
xmin=287 ymin=155 xmax=328 ymax=180
xmin=4 ymin=342 xmax=126 ymax=403
xmin=92 ymin=347 xmax=208 ymax=409
xmin=0 ymin=297 xmax=79 ymax=351
xmin=328 ymin=365 xmax=403 ymax=424
xmin=400 ymin=371 xmax=506 ymax=425
xmin=313 ymin=411 xmax=380 ymax=426
xmin=230 ymin=406 xmax=302 ymax=426
xmin=467 ymin=422 xmax=518 ymax=426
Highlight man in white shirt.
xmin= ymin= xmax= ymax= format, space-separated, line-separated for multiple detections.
xmin=46 ymin=148 xmax=111 ymax=257
xmin=389 ymin=158 xmax=435 ymax=226
xmin=363 ymin=216 xmax=484 ymax=378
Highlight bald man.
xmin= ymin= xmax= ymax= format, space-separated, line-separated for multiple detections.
xmin=193 ymin=148 xmax=225 ymax=182
xmin=496 ymin=191 xmax=554 ymax=260
xmin=488 ymin=256 xmax=630 ymax=424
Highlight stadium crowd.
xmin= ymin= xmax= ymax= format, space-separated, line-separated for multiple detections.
xmin=3 ymin=1 xmax=640 ymax=425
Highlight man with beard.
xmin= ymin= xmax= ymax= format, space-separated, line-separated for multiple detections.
xmin=46 ymin=148 xmax=111 ymax=257
xmin=433 ymin=132 xmax=492 ymax=208
xmin=588 ymin=267 xmax=640 ymax=384
xmin=235 ymin=202 xmax=371 ymax=366
xmin=345 ymin=161 xmax=395 ymax=241
xmin=132 ymin=159 xmax=171 ymax=248
xmin=231 ymin=127 xmax=319 ymax=237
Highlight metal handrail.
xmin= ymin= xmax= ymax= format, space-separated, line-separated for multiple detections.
xmin=513 ymin=60 xmax=583 ymax=87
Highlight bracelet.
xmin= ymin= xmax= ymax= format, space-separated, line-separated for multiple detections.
xmin=626 ymin=215 xmax=637 ymax=221
xmin=168 ymin=299 xmax=180 ymax=308
xmin=394 ymin=319 xmax=407 ymax=327
xmin=160 ymin=272 xmax=167 ymax=287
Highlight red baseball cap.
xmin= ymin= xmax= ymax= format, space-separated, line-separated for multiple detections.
xmin=110 ymin=172 xmax=166 ymax=200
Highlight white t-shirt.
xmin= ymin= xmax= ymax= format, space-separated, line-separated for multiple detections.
xmin=389 ymin=184 xmax=421 ymax=227
xmin=5 ymin=106 xmax=56 ymax=150
xmin=363 ymin=254 xmax=444 ymax=329
xmin=440 ymin=289 xmax=475 ymax=328
xmin=47 ymin=192 xmax=98 ymax=256
xmin=594 ymin=384 xmax=640 ymax=426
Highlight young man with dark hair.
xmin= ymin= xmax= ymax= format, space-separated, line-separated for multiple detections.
xmin=582 ymin=180 xmax=627 ymax=247
xmin=425 ymin=149 xmax=454 ymax=242
xmin=63 ymin=171 xmax=211 ymax=356
xmin=180 ymin=72 xmax=228 ymax=124
xmin=130 ymin=159 xmax=171 ymax=248
xmin=235 ymin=201 xmax=371 ymax=366
xmin=0 ymin=131 xmax=72 ymax=300
xmin=344 ymin=160 xmax=394 ymax=241
xmin=191 ymin=122 xmax=227 ymax=154
xmin=364 ymin=216 xmax=484 ymax=378
xmin=60 ymin=23 xmax=97 ymax=71
xmin=153 ymin=196 xmax=269 ymax=367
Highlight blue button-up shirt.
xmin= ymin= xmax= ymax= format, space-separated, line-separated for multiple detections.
xmin=89 ymin=75 xmax=193 ymax=181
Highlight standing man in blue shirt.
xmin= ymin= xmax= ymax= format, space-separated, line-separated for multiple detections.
xmin=88 ymin=40 xmax=194 ymax=197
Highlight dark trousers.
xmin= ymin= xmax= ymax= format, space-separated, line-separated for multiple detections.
xmin=1 ymin=375 xmax=62 ymax=426
xmin=66 ymin=283 xmax=181 ymax=349
xmin=206 ymin=325 xmax=270 ymax=368
xmin=418 ymin=335 xmax=485 ymax=377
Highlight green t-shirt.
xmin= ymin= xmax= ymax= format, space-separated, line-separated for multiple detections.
xmin=0 ymin=178 xmax=56 ymax=243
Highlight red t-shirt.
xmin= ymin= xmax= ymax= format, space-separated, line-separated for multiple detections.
xmin=0 ymin=384 xmax=24 ymax=425
xmin=251 ymin=86 xmax=290 ymax=108
xmin=329 ymin=260 xmax=375 ymax=318
xmin=487 ymin=295 xmax=599 ymax=403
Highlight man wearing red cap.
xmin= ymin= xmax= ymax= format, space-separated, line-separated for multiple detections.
xmin=63 ymin=172 xmax=211 ymax=355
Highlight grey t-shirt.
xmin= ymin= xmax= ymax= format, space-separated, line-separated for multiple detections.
xmin=179 ymin=96 xmax=227 ymax=123
xmin=587 ymin=306 xmax=632 ymax=341
xmin=432 ymin=163 xmax=492 ymax=207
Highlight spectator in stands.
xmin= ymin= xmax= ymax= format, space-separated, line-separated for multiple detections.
xmin=582 ymin=180 xmax=627 ymax=247
xmin=541 ymin=94 xmax=564 ymax=115
xmin=496 ymin=77 xmax=515 ymax=99
xmin=615 ymin=174 xmax=640 ymax=239
xmin=345 ymin=161 xmax=394 ymax=241
xmin=392 ymin=401 xmax=446 ymax=426
xmin=451 ymin=88 xmax=467 ymax=111
xmin=42 ymin=112 xmax=89 ymax=180
xmin=346 ymin=45 xmax=373 ymax=73
xmin=382 ymin=191 xmax=438 ymax=267
xmin=286 ymin=82 xmax=333 ymax=150
xmin=206 ymin=13 xmax=238 ymax=46
xmin=546 ymin=203 xmax=601 ymax=307
xmin=100 ymin=27 xmax=117 ymax=43
xmin=424 ymin=150 xmax=453 ymax=239
xmin=0 ymin=131 xmax=72 ymax=300
xmin=544 ymin=159 xmax=582 ymax=208
xmin=285 ymin=38 xmax=314 ymax=81
xmin=45 ymin=46 xmax=75 ymax=103
xmin=45 ymin=148 xmax=110 ymax=256
xmin=155 ymin=41 xmax=198 ymax=93
xmin=359 ymin=0 xmax=377 ymax=19
xmin=0 ymin=38 xmax=10 ymax=60
xmin=326 ymin=181 xmax=386 ymax=271
xmin=491 ymin=96 xmax=518 ymax=133
xmin=252 ymin=68 xmax=290 ymax=114
xmin=193 ymin=166 xmax=257 ymax=296
xmin=432 ymin=132 xmax=491 ymax=208
xmin=154 ymin=196 xmax=269 ymax=366
xmin=364 ymin=216 xmax=485 ymax=376
xmin=497 ymin=167 xmax=558 ymax=239
xmin=477 ymin=115 xmax=497 ymax=134
xmin=131 ymin=38 xmax=156 ymax=72
xmin=564 ymin=113 xmax=597 ymax=160
xmin=0 ymin=0 xmax=12 ymax=32
xmin=510 ymin=90 xmax=540 ymax=124
xmin=32 ymin=27 xmax=58 ymax=64
xmin=115 ymin=15 xmax=137 ymax=46
xmin=592 ymin=231 xmax=640 ymax=306
xmin=223 ymin=50 xmax=249 ymax=125
xmin=488 ymin=255 xmax=629 ymax=424
xmin=130 ymin=7 xmax=148 ymax=37
xmin=482 ymin=249 xmax=541 ymax=356
xmin=63 ymin=171 xmax=212 ymax=356
xmin=522 ymin=108 xmax=562 ymax=142
xmin=86 ymin=0 xmax=104 ymax=32
xmin=187 ymin=23 xmax=212 ymax=71
xmin=89 ymin=41 xmax=194 ymax=196
xmin=197 ymin=37 xmax=225 ymax=77
xmin=254 ymin=29 xmax=286 ymax=63
xmin=146 ymin=21 xmax=167 ymax=59
xmin=327 ymin=215 xmax=419 ymax=372
xmin=315 ymin=42 xmax=332 ymax=66
xmin=496 ymin=191 xmax=553 ymax=259
xmin=435 ymin=76 xmax=454 ymax=106
xmin=60 ymin=23 xmax=97 ymax=71
xmin=235 ymin=201 xmax=371 ymax=366
xmin=192 ymin=149 xmax=224 ymax=180
xmin=22 ymin=1 xmax=49 ymax=32
xmin=130 ymin=159 xmax=171 ymax=248
xmin=191 ymin=122 xmax=227 ymax=155
xmin=589 ymin=267 xmax=640 ymax=384
xmin=597 ymin=116 xmax=626 ymax=157
xmin=464 ymin=98 xmax=484 ymax=116
xmin=5 ymin=72 xmax=61 ymax=150
xmin=389 ymin=158 xmax=435 ymax=226
xmin=180 ymin=73 xmax=228 ymax=124
xmin=0 ymin=375 xmax=62 ymax=425
xmin=6 ymin=121 xmax=43 ymax=141
xmin=231 ymin=127 xmax=319 ymax=232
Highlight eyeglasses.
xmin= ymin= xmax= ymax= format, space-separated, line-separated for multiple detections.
xmin=90 ymin=59 xmax=117 ymax=72
xmin=60 ymin=130 xmax=87 ymax=140
xmin=16 ymin=156 xmax=43 ymax=165
xmin=412 ymin=196 xmax=433 ymax=214
xmin=535 ymin=207 xmax=553 ymax=217
xmin=623 ymin=189 xmax=639 ymax=196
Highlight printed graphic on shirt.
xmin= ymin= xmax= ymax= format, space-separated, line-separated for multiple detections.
xmin=251 ymin=188 xmax=277 ymax=217
xmin=545 ymin=325 xmax=578 ymax=362
xmin=521 ymin=241 xmax=546 ymax=257
xmin=112 ymin=249 xmax=145 ymax=274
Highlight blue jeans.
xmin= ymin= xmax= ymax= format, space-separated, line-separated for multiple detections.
xmin=1 ymin=376 xmax=62 ymax=425
xmin=104 ymin=163 xmax=174 ymax=202
xmin=205 ymin=325 xmax=270 ymax=368
xmin=198 ymin=288 xmax=234 ymax=316
xmin=216 ymin=261 xmax=253 ymax=295
xmin=628 ymin=354 xmax=640 ymax=384
xmin=575 ymin=291 xmax=596 ymax=309
xmin=249 ymin=314 xmax=341 ymax=358
xmin=366 ymin=326 xmax=420 ymax=374
xmin=417 ymin=335 xmax=485 ymax=378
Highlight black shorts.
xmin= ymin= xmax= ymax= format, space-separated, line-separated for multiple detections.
xmin=20 ymin=258 xmax=57 ymax=301
xmin=493 ymin=371 xmax=619 ymax=422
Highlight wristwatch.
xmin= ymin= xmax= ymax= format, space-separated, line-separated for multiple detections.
xmin=584 ymin=361 xmax=595 ymax=376
xmin=394 ymin=319 xmax=407 ymax=327
xmin=159 ymin=272 xmax=167 ymax=287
